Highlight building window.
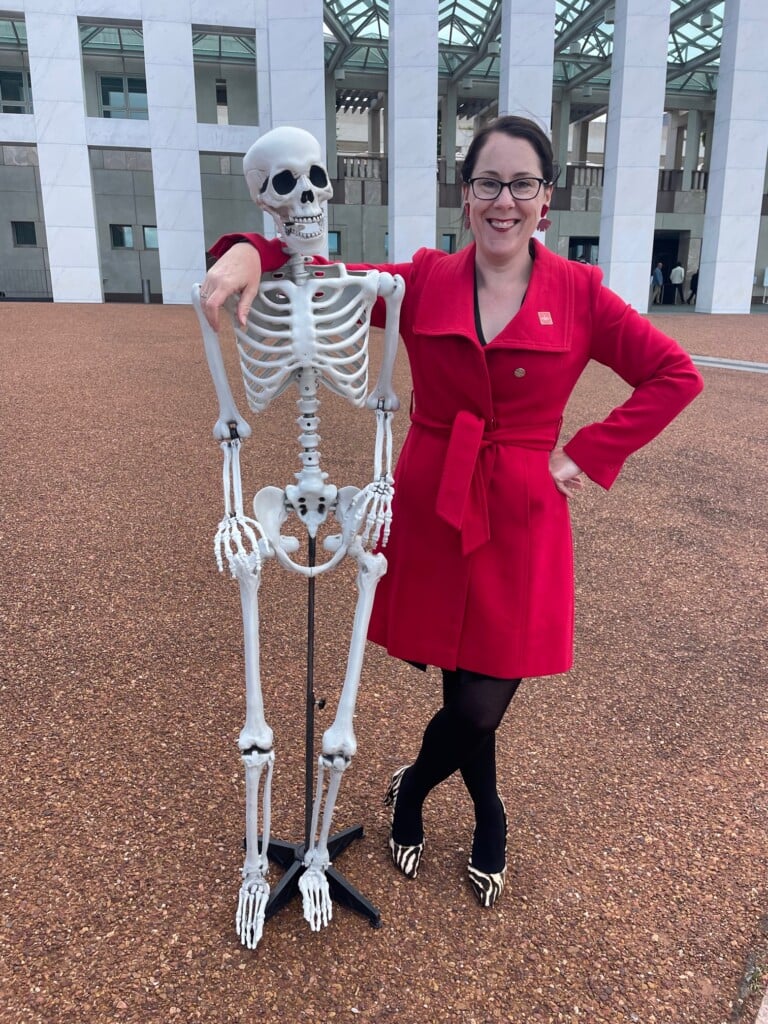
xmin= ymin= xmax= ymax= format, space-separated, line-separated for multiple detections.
xmin=328 ymin=230 xmax=341 ymax=256
xmin=142 ymin=225 xmax=158 ymax=249
xmin=100 ymin=75 xmax=148 ymax=119
xmin=110 ymin=224 xmax=134 ymax=248
xmin=440 ymin=233 xmax=456 ymax=254
xmin=12 ymin=220 xmax=36 ymax=246
xmin=0 ymin=69 xmax=32 ymax=114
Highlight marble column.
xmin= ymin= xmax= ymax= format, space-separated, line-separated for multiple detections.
xmin=701 ymin=111 xmax=714 ymax=172
xmin=697 ymin=0 xmax=768 ymax=314
xmin=263 ymin=0 xmax=326 ymax=248
xmin=573 ymin=121 xmax=589 ymax=163
xmin=498 ymin=0 xmax=555 ymax=129
xmin=325 ymin=74 xmax=338 ymax=177
xmin=682 ymin=108 xmax=702 ymax=190
xmin=664 ymin=112 xmax=685 ymax=171
xmin=368 ymin=102 xmax=382 ymax=155
xmin=264 ymin=0 xmax=326 ymax=144
xmin=387 ymin=0 xmax=438 ymax=261
xmin=143 ymin=13 xmax=206 ymax=304
xmin=25 ymin=8 xmax=102 ymax=302
xmin=440 ymin=85 xmax=458 ymax=185
xmin=598 ymin=0 xmax=669 ymax=311
xmin=552 ymin=95 xmax=571 ymax=186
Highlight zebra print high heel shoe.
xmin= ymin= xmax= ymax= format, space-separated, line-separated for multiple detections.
xmin=384 ymin=765 xmax=424 ymax=879
xmin=467 ymin=799 xmax=507 ymax=907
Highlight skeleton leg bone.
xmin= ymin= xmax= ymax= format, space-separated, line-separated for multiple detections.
xmin=236 ymin=747 xmax=274 ymax=948
xmin=298 ymin=758 xmax=344 ymax=931
xmin=298 ymin=538 xmax=388 ymax=931
xmin=232 ymin=556 xmax=275 ymax=948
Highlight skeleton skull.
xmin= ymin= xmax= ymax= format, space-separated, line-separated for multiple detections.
xmin=244 ymin=127 xmax=333 ymax=257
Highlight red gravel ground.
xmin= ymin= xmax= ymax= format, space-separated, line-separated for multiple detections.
xmin=1 ymin=303 xmax=767 ymax=1024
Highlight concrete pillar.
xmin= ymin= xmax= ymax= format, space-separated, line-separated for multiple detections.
xmin=368 ymin=101 xmax=382 ymax=155
xmin=701 ymin=111 xmax=714 ymax=172
xmin=262 ymin=0 xmax=326 ymax=246
xmin=552 ymin=95 xmax=571 ymax=185
xmin=698 ymin=0 xmax=768 ymax=313
xmin=25 ymin=10 xmax=102 ymax=302
xmin=441 ymin=85 xmax=458 ymax=185
xmin=498 ymin=0 xmax=555 ymax=129
xmin=664 ymin=111 xmax=685 ymax=170
xmin=265 ymin=0 xmax=326 ymax=144
xmin=682 ymin=108 xmax=702 ymax=190
xmin=387 ymin=0 xmax=438 ymax=261
xmin=325 ymin=74 xmax=337 ymax=175
xmin=573 ymin=121 xmax=589 ymax=163
xmin=143 ymin=16 xmax=206 ymax=304
xmin=598 ymin=0 xmax=670 ymax=311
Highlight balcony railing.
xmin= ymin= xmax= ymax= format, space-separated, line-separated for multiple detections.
xmin=0 ymin=267 xmax=52 ymax=300
xmin=331 ymin=156 xmax=720 ymax=211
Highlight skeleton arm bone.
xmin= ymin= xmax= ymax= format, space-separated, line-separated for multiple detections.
xmin=365 ymin=272 xmax=404 ymax=413
xmin=192 ymin=285 xmax=253 ymax=441
xmin=356 ymin=272 xmax=404 ymax=546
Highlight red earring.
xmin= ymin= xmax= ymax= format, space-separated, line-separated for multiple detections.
xmin=537 ymin=204 xmax=551 ymax=232
xmin=463 ymin=203 xmax=471 ymax=230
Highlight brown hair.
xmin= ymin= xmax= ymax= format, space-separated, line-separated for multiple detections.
xmin=461 ymin=115 xmax=559 ymax=186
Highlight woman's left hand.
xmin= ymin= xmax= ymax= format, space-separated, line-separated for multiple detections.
xmin=549 ymin=447 xmax=585 ymax=498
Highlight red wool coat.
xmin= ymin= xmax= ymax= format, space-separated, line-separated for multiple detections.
xmin=209 ymin=235 xmax=704 ymax=678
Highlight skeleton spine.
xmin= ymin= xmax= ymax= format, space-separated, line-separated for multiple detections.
xmin=295 ymin=368 xmax=325 ymax=484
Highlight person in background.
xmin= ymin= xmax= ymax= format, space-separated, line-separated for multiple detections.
xmin=199 ymin=116 xmax=703 ymax=909
xmin=687 ymin=268 xmax=699 ymax=305
xmin=670 ymin=261 xmax=686 ymax=305
xmin=651 ymin=261 xmax=664 ymax=304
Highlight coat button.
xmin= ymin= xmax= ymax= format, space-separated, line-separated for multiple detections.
xmin=514 ymin=367 xmax=526 ymax=378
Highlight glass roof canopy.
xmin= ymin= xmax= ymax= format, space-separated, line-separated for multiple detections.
xmin=325 ymin=0 xmax=723 ymax=113
xmin=0 ymin=2 xmax=723 ymax=110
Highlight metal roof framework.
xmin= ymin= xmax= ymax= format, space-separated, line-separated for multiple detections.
xmin=325 ymin=0 xmax=723 ymax=115
xmin=0 ymin=2 xmax=724 ymax=115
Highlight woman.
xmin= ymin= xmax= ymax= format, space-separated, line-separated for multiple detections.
xmin=200 ymin=116 xmax=703 ymax=908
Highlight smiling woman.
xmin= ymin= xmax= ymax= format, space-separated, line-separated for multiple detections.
xmin=200 ymin=114 xmax=703 ymax=911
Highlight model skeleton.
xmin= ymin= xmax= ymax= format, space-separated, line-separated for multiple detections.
xmin=192 ymin=127 xmax=404 ymax=948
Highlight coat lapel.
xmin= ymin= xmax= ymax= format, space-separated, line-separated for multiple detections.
xmin=411 ymin=244 xmax=481 ymax=345
xmin=412 ymin=240 xmax=572 ymax=353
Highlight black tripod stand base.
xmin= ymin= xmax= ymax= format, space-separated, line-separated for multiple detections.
xmin=262 ymin=825 xmax=381 ymax=928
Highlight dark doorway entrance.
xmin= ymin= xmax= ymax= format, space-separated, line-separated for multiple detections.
xmin=652 ymin=231 xmax=685 ymax=304
xmin=568 ymin=236 xmax=599 ymax=265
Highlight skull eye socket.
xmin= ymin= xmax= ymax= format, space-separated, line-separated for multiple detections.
xmin=272 ymin=169 xmax=297 ymax=195
xmin=309 ymin=165 xmax=328 ymax=189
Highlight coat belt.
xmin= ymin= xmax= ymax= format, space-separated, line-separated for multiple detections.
xmin=410 ymin=409 xmax=556 ymax=556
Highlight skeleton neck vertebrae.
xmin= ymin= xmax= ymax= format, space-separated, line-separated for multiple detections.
xmin=193 ymin=126 xmax=404 ymax=947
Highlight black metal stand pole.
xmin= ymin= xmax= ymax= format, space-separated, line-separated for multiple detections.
xmin=260 ymin=536 xmax=381 ymax=930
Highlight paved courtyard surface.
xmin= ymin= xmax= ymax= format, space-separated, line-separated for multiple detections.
xmin=1 ymin=303 xmax=767 ymax=1024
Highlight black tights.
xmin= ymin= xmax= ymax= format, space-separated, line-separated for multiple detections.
xmin=392 ymin=668 xmax=521 ymax=871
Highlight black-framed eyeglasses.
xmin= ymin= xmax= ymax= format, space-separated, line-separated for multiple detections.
xmin=468 ymin=176 xmax=549 ymax=201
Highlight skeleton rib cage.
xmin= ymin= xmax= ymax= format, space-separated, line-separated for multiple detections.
xmin=229 ymin=265 xmax=380 ymax=413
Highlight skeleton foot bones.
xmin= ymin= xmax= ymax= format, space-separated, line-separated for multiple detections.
xmin=193 ymin=126 xmax=402 ymax=947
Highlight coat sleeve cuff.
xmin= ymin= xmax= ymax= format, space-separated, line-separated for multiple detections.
xmin=563 ymin=434 xmax=623 ymax=490
xmin=207 ymin=233 xmax=288 ymax=272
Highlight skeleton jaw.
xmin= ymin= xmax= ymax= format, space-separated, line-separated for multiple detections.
xmin=276 ymin=211 xmax=326 ymax=256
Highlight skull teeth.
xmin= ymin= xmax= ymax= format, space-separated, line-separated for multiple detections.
xmin=285 ymin=215 xmax=323 ymax=236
